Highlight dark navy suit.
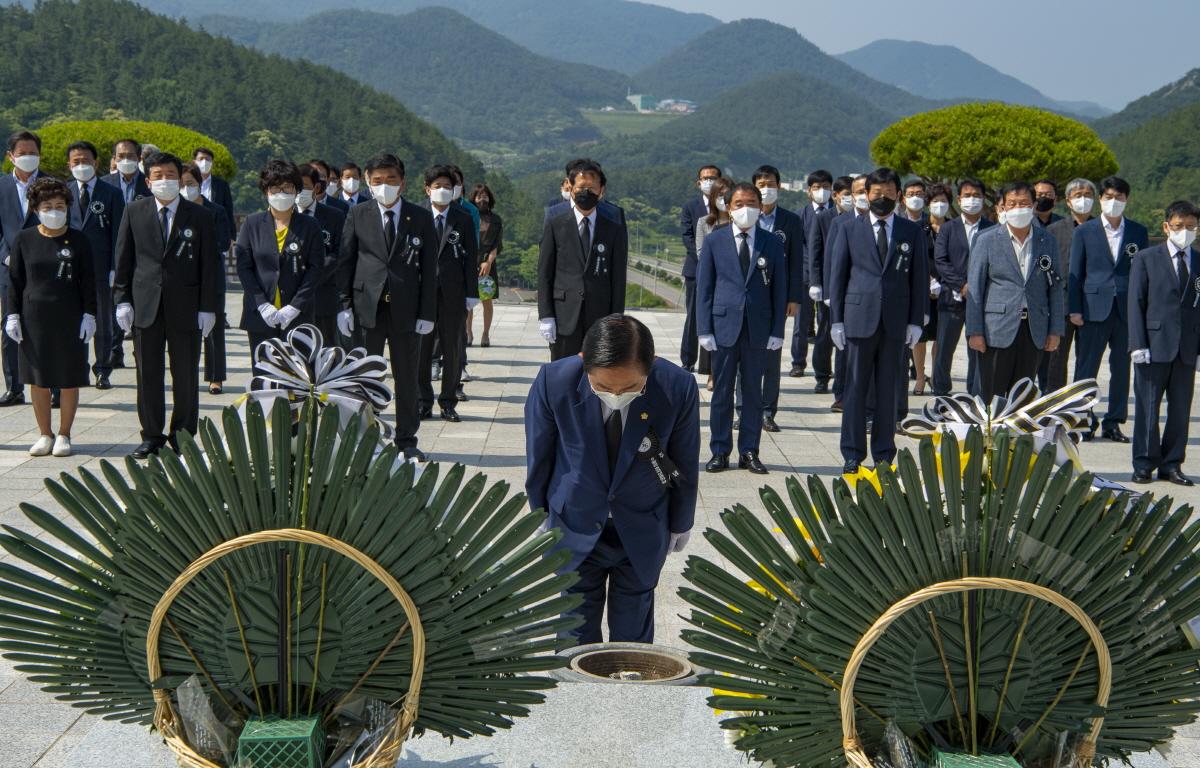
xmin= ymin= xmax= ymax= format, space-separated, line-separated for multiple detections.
xmin=68 ymin=177 xmax=125 ymax=378
xmin=101 ymin=170 xmax=150 ymax=204
xmin=0 ymin=171 xmax=41 ymax=392
xmin=698 ymin=224 xmax=788 ymax=457
xmin=525 ymin=356 xmax=700 ymax=643
xmin=800 ymin=201 xmax=835 ymax=382
xmin=303 ymin=202 xmax=348 ymax=348
xmin=319 ymin=193 xmax=349 ymax=215
xmin=933 ymin=216 xmax=995 ymax=395
xmin=1128 ymin=243 xmax=1200 ymax=474
xmin=808 ymin=207 xmax=856 ymax=399
xmin=679 ymin=196 xmax=708 ymax=368
xmin=759 ymin=206 xmax=802 ymax=418
xmin=543 ymin=198 xmax=627 ymax=230
xmin=1069 ymin=216 xmax=1149 ymax=431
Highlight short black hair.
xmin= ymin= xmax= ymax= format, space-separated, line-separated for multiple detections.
xmin=999 ymin=180 xmax=1035 ymax=205
xmin=112 ymin=138 xmax=141 ymax=156
xmin=297 ymin=162 xmax=322 ymax=186
xmin=7 ymin=130 xmax=41 ymax=154
xmin=1100 ymin=175 xmax=1130 ymax=196
xmin=752 ymin=165 xmax=782 ymax=186
xmin=340 ymin=162 xmax=362 ymax=176
xmin=582 ymin=314 xmax=655 ymax=374
xmin=471 ymin=182 xmax=495 ymax=208
xmin=307 ymin=159 xmax=331 ymax=178
xmin=903 ymin=179 xmax=927 ymax=195
xmin=927 ymin=183 xmax=953 ymax=204
xmin=446 ymin=164 xmax=465 ymax=186
xmin=26 ymin=176 xmax=72 ymax=208
xmin=363 ymin=154 xmax=405 ymax=178
xmin=424 ymin=164 xmax=456 ymax=188
xmin=806 ymin=169 xmax=833 ymax=187
xmin=866 ymin=167 xmax=901 ymax=192
xmin=958 ymin=177 xmax=985 ymax=197
xmin=258 ymin=159 xmax=302 ymax=195
xmin=180 ymin=163 xmax=203 ymax=186
xmin=66 ymin=140 xmax=98 ymax=161
xmin=832 ymin=175 xmax=854 ymax=194
xmin=731 ymin=181 xmax=763 ymax=204
xmin=568 ymin=158 xmax=605 ymax=186
xmin=193 ymin=147 xmax=214 ymax=160
xmin=1033 ymin=178 xmax=1058 ymax=195
xmin=143 ymin=151 xmax=183 ymax=176
xmin=698 ymin=164 xmax=721 ymax=178
xmin=1164 ymin=200 xmax=1197 ymax=222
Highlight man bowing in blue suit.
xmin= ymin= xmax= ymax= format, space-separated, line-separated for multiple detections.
xmin=525 ymin=315 xmax=700 ymax=644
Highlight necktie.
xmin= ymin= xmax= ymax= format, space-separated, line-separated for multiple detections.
xmin=876 ymin=219 xmax=888 ymax=262
xmin=436 ymin=214 xmax=445 ymax=244
xmin=78 ymin=182 xmax=89 ymax=216
xmin=384 ymin=210 xmax=396 ymax=253
xmin=1178 ymin=252 xmax=1189 ymax=293
xmin=579 ymin=215 xmax=591 ymax=257
xmin=737 ymin=232 xmax=750 ymax=276
xmin=159 ymin=206 xmax=170 ymax=244
xmin=604 ymin=409 xmax=622 ymax=474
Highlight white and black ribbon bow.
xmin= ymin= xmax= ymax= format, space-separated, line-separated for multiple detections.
xmin=636 ymin=429 xmax=680 ymax=488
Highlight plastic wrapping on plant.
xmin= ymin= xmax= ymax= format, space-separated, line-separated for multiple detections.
xmin=880 ymin=720 xmax=923 ymax=768
xmin=176 ymin=675 xmax=239 ymax=765
xmin=758 ymin=581 xmax=803 ymax=657
xmin=325 ymin=696 xmax=398 ymax=767
xmin=468 ymin=625 xmax=549 ymax=662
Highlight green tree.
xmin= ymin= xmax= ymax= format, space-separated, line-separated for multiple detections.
xmin=871 ymin=103 xmax=1118 ymax=189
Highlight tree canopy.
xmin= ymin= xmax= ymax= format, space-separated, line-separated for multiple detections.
xmin=23 ymin=120 xmax=235 ymax=180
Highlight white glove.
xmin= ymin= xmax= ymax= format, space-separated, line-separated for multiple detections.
xmin=669 ymin=531 xmax=691 ymax=553
xmin=337 ymin=309 xmax=354 ymax=336
xmin=115 ymin=302 xmax=134 ymax=333
xmin=79 ymin=313 xmax=96 ymax=343
xmin=766 ymin=336 xmax=784 ymax=351
xmin=1131 ymin=348 xmax=1151 ymax=365
xmin=952 ymin=289 xmax=964 ymax=303
xmin=257 ymin=302 xmax=279 ymax=327
xmin=823 ymin=298 xmax=830 ymax=306
xmin=539 ymin=317 xmax=557 ymax=344
xmin=930 ymin=279 xmax=942 ymax=297
xmin=906 ymin=324 xmax=922 ymax=349
xmin=831 ymin=323 xmax=846 ymax=350
xmin=4 ymin=314 xmax=22 ymax=343
xmin=466 ymin=297 xmax=480 ymax=311
xmin=275 ymin=305 xmax=301 ymax=328
xmin=808 ymin=286 xmax=823 ymax=302
xmin=108 ymin=270 xmax=115 ymax=288
xmin=698 ymin=334 xmax=718 ymax=352
xmin=198 ymin=311 xmax=216 ymax=339
xmin=415 ymin=319 xmax=435 ymax=335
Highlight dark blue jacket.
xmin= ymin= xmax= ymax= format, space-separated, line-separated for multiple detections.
xmin=829 ymin=214 xmax=928 ymax=340
xmin=696 ymin=224 xmax=788 ymax=347
xmin=680 ymin=196 xmax=708 ymax=279
xmin=763 ymin=205 xmax=804 ymax=303
xmin=235 ymin=210 xmax=325 ymax=333
xmin=1068 ymin=216 xmax=1150 ymax=322
xmin=68 ymin=178 xmax=125 ymax=279
xmin=934 ymin=216 xmax=996 ymax=304
xmin=1128 ymin=243 xmax=1200 ymax=366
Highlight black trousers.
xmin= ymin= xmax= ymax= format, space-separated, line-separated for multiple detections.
xmin=1037 ymin=321 xmax=1075 ymax=393
xmin=203 ymin=311 xmax=227 ymax=382
xmin=1133 ymin=358 xmax=1196 ymax=473
xmin=419 ymin=308 xmax=465 ymax=411
xmin=680 ymin=277 xmax=698 ymax=368
xmin=566 ymin=519 xmax=657 ymax=645
xmin=979 ymin=320 xmax=1042 ymax=403
xmin=363 ymin=301 xmax=421 ymax=450
xmin=841 ymin=326 xmax=904 ymax=464
xmin=0 ymin=267 xmax=19 ymax=392
xmin=1075 ymin=310 xmax=1130 ymax=429
xmin=92 ymin=280 xmax=114 ymax=378
xmin=932 ymin=304 xmax=964 ymax=395
xmin=134 ymin=312 xmax=201 ymax=445
xmin=833 ymin=347 xmax=846 ymax=400
xmin=811 ymin=301 xmax=833 ymax=383
xmin=550 ymin=323 xmax=585 ymax=361
xmin=789 ymin=300 xmax=811 ymax=368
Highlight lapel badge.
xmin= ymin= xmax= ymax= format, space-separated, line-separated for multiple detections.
xmin=286 ymin=242 xmax=300 ymax=253
xmin=181 ymin=227 xmax=194 ymax=240
xmin=597 ymin=243 xmax=606 ymax=254
xmin=899 ymin=242 xmax=911 ymax=254
xmin=447 ymin=230 xmax=461 ymax=245
xmin=1125 ymin=243 xmax=1139 ymax=257
xmin=640 ymin=412 xmax=648 ymax=421
xmin=775 ymin=229 xmax=786 ymax=242
xmin=411 ymin=236 xmax=422 ymax=247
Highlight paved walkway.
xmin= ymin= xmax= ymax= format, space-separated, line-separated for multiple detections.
xmin=1 ymin=296 xmax=1197 ymax=766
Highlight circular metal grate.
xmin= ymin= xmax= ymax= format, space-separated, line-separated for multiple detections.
xmin=568 ymin=647 xmax=692 ymax=683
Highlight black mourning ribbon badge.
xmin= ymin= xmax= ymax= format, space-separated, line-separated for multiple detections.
xmin=1038 ymin=254 xmax=1060 ymax=287
xmin=1193 ymin=276 xmax=1200 ymax=309
xmin=287 ymin=240 xmax=302 ymax=272
xmin=636 ymin=429 xmax=679 ymax=489
xmin=757 ymin=256 xmax=769 ymax=286
xmin=56 ymin=246 xmax=73 ymax=280
xmin=176 ymin=227 xmax=195 ymax=261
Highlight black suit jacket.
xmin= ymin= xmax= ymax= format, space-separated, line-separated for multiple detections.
xmin=421 ymin=201 xmax=480 ymax=309
xmin=304 ymin=202 xmax=346 ymax=316
xmin=204 ymin=175 xmax=237 ymax=247
xmin=337 ymin=198 xmax=438 ymax=330
xmin=934 ymin=216 xmax=996 ymax=304
xmin=320 ymin=194 xmax=349 ymax=214
xmin=69 ymin=178 xmax=125 ymax=279
xmin=1129 ymin=243 xmax=1200 ymax=366
xmin=537 ymin=208 xmax=628 ymax=336
xmin=680 ymin=196 xmax=708 ymax=279
xmin=543 ymin=199 xmax=627 ymax=230
xmin=101 ymin=170 xmax=150 ymax=203
xmin=0 ymin=171 xmax=41 ymax=265
xmin=113 ymin=197 xmax=221 ymax=331
xmin=235 ymin=211 xmax=325 ymax=333
xmin=765 ymin=205 xmax=804 ymax=303
xmin=806 ymin=206 xmax=843 ymax=294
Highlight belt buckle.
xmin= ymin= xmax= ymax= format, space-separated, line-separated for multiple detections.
xmin=1020 ymin=309 xmax=1029 ymax=320
xmin=384 ymin=293 xmax=391 ymax=303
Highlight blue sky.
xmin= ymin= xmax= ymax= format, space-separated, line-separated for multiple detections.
xmin=653 ymin=0 xmax=1194 ymax=110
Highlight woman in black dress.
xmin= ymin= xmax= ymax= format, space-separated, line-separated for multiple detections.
xmin=470 ymin=183 xmax=503 ymax=347
xmin=4 ymin=177 xmax=96 ymax=457
xmin=182 ymin=163 xmax=234 ymax=394
xmin=914 ymin=183 xmax=954 ymax=395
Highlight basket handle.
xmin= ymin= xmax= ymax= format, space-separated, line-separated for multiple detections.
xmin=146 ymin=528 xmax=425 ymax=767
xmin=839 ymin=577 xmax=1110 ymax=768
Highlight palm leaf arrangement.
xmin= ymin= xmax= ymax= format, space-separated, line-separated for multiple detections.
xmin=681 ymin=429 xmax=1200 ymax=767
xmin=0 ymin=394 xmax=581 ymax=765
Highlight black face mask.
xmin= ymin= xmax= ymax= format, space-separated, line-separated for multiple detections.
xmin=476 ymin=199 xmax=490 ymax=212
xmin=868 ymin=196 xmax=896 ymax=217
xmin=1035 ymin=197 xmax=1055 ymax=213
xmin=574 ymin=189 xmax=600 ymax=211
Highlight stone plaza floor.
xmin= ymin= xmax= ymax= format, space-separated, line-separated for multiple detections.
xmin=1 ymin=295 xmax=1198 ymax=766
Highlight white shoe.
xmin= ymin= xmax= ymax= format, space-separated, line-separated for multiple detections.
xmin=29 ymin=435 xmax=53 ymax=456
xmin=52 ymin=434 xmax=72 ymax=457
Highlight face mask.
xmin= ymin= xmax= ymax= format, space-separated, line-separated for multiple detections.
xmin=854 ymin=194 xmax=870 ymax=211
xmin=905 ymin=196 xmax=925 ymax=212
xmin=429 ymin=187 xmax=454 ymax=206
xmin=452 ymin=184 xmax=463 ymax=200
xmin=838 ymin=194 xmax=854 ymax=212
xmin=868 ymin=196 xmax=896 ymax=217
xmin=1169 ymin=228 xmax=1197 ymax=251
xmin=1035 ymin=196 xmax=1055 ymax=213
xmin=116 ymin=158 xmax=138 ymax=176
xmin=959 ymin=196 xmax=983 ymax=215
xmin=475 ymin=198 xmax=490 ymax=212
xmin=1005 ymin=207 xmax=1034 ymax=228
xmin=268 ymin=192 xmax=297 ymax=212
xmin=929 ymin=201 xmax=950 ymax=218
xmin=561 ymin=188 xmax=572 ymax=202
xmin=1069 ymin=196 xmax=1094 ymax=215
xmin=1101 ymin=198 xmax=1126 ymax=218
xmin=296 ymin=189 xmax=314 ymax=210
xmin=811 ymin=187 xmax=831 ymax=205
xmin=195 ymin=158 xmax=213 ymax=175
xmin=591 ymin=382 xmax=644 ymax=411
xmin=150 ymin=179 xmax=180 ymax=202
xmin=12 ymin=154 xmax=40 ymax=173
xmin=180 ymin=184 xmax=201 ymax=202
xmin=342 ymin=178 xmax=361 ymax=195
xmin=37 ymin=208 xmax=66 ymax=230
xmin=715 ymin=197 xmax=727 ymax=213
xmin=731 ymin=206 xmax=760 ymax=230
xmin=574 ymin=188 xmax=600 ymax=211
xmin=699 ymin=178 xmax=715 ymax=196
xmin=71 ymin=164 xmax=95 ymax=182
xmin=759 ymin=186 xmax=779 ymax=206
xmin=998 ymin=210 xmax=1008 ymax=225
xmin=371 ymin=183 xmax=401 ymax=206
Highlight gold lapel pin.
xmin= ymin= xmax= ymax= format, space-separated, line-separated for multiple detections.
xmin=640 ymin=412 xmax=648 ymax=421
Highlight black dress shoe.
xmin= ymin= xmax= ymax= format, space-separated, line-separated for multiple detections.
xmin=788 ymin=366 xmax=805 ymax=378
xmin=402 ymin=446 xmax=427 ymax=463
xmin=96 ymin=374 xmax=112 ymax=390
xmin=1159 ymin=468 xmax=1194 ymax=486
xmin=813 ymin=380 xmax=830 ymax=394
xmin=739 ymin=451 xmax=768 ymax=474
xmin=762 ymin=415 xmax=781 ymax=433
xmin=130 ymin=440 xmax=160 ymax=460
xmin=830 ymin=400 xmax=844 ymax=413
xmin=440 ymin=408 xmax=461 ymax=423
xmin=1131 ymin=468 xmax=1153 ymax=484
xmin=705 ymin=454 xmax=729 ymax=473
xmin=0 ymin=389 xmax=24 ymax=407
xmin=843 ymin=460 xmax=860 ymax=475
xmin=1102 ymin=427 xmax=1130 ymax=444
xmin=1081 ymin=430 xmax=1095 ymax=443
xmin=418 ymin=406 xmax=434 ymax=419
xmin=456 ymin=387 xmax=468 ymax=401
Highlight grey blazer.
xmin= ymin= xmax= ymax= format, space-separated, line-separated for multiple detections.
xmin=966 ymin=224 xmax=1065 ymax=349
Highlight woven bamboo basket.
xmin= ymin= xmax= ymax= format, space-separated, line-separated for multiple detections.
xmin=145 ymin=528 xmax=426 ymax=768
xmin=839 ymin=577 xmax=1112 ymax=768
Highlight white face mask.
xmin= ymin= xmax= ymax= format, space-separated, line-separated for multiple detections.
xmin=998 ymin=210 xmax=1008 ymax=225
xmin=150 ymin=179 xmax=179 ymax=202
xmin=37 ymin=208 xmax=67 ymax=230
xmin=959 ymin=196 xmax=984 ymax=215
xmin=180 ymin=184 xmax=201 ymax=202
xmin=714 ymin=197 xmax=727 ymax=213
xmin=731 ymin=206 xmax=760 ymax=230
xmin=929 ymin=201 xmax=950 ymax=218
xmin=1101 ymin=197 xmax=1126 ymax=218
xmin=452 ymin=184 xmax=463 ymax=200
xmin=838 ymin=194 xmax=854 ymax=212
xmin=590 ymin=381 xmax=645 ymax=411
xmin=758 ymin=186 xmax=779 ymax=206
xmin=371 ymin=183 xmax=401 ymax=206
xmin=116 ymin=158 xmax=138 ymax=176
xmin=12 ymin=154 xmax=40 ymax=173
xmin=429 ymin=187 xmax=454 ymax=206
xmin=1069 ymin=196 xmax=1094 ymax=215
xmin=905 ymin=196 xmax=925 ymax=212
xmin=268 ymin=192 xmax=297 ymax=212
xmin=1169 ymin=228 xmax=1197 ymax=251
xmin=71 ymin=164 xmax=95 ymax=182
xmin=561 ymin=188 xmax=572 ymax=202
xmin=699 ymin=178 xmax=715 ymax=196
xmin=195 ymin=158 xmax=213 ymax=175
xmin=342 ymin=177 xmax=361 ymax=195
xmin=853 ymin=194 xmax=870 ymax=211
xmin=296 ymin=189 xmax=314 ymax=210
xmin=1007 ymin=206 xmax=1038 ymax=229
xmin=811 ymin=187 xmax=831 ymax=205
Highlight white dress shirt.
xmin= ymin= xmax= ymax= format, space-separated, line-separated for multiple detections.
xmin=14 ymin=170 xmax=37 ymax=219
xmin=1104 ymin=216 xmax=1125 ymax=263
xmin=963 ymin=217 xmax=981 ymax=251
xmin=868 ymin=210 xmax=895 ymax=245
xmin=1170 ymin=241 xmax=1191 ymax=280
xmin=1008 ymin=226 xmax=1032 ymax=311
xmin=730 ymin=221 xmax=757 ymax=255
xmin=154 ymin=196 xmax=180 ymax=238
xmin=200 ymin=175 xmax=213 ymax=203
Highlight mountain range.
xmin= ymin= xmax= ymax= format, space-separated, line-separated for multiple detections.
xmin=1093 ymin=67 xmax=1200 ymax=138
